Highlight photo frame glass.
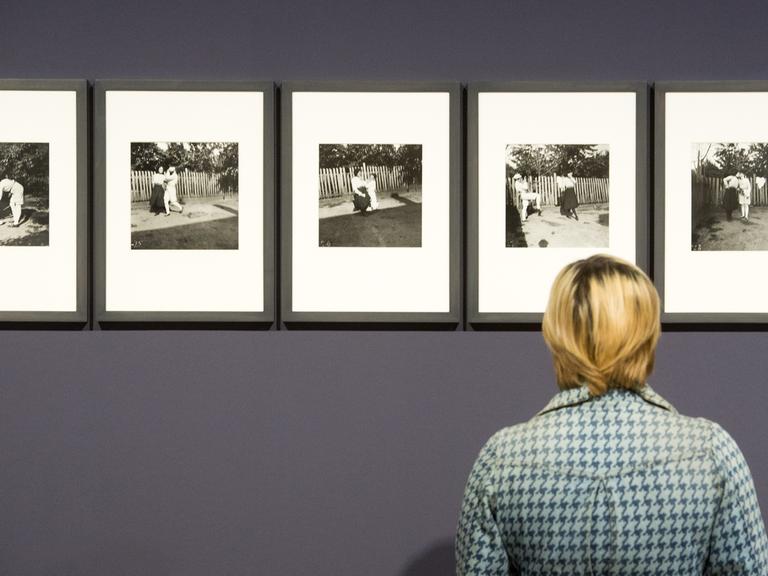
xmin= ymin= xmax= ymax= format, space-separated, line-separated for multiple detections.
xmin=0 ymin=89 xmax=80 ymax=313
xmin=103 ymin=89 xmax=266 ymax=314
xmin=663 ymin=90 xmax=768 ymax=314
xmin=475 ymin=90 xmax=640 ymax=316
xmin=289 ymin=90 xmax=453 ymax=315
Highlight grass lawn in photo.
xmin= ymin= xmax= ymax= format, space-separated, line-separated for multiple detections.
xmin=319 ymin=188 xmax=421 ymax=247
xmin=130 ymin=196 xmax=238 ymax=250
xmin=692 ymin=205 xmax=768 ymax=251
xmin=0 ymin=195 xmax=49 ymax=246
xmin=506 ymin=202 xmax=609 ymax=248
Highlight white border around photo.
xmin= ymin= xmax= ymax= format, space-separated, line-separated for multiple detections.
xmin=662 ymin=89 xmax=768 ymax=316
xmin=103 ymin=90 xmax=265 ymax=313
xmin=471 ymin=86 xmax=644 ymax=320
xmin=0 ymin=90 xmax=79 ymax=313
xmin=284 ymin=86 xmax=460 ymax=320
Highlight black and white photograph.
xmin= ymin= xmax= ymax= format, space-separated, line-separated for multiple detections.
xmin=468 ymin=83 xmax=646 ymax=323
xmin=130 ymin=142 xmax=238 ymax=250
xmin=281 ymin=83 xmax=460 ymax=323
xmin=0 ymin=143 xmax=49 ymax=247
xmin=655 ymin=83 xmax=768 ymax=321
xmin=691 ymin=142 xmax=768 ymax=251
xmin=95 ymin=81 xmax=274 ymax=323
xmin=0 ymin=80 xmax=87 ymax=323
xmin=318 ymin=144 xmax=422 ymax=247
xmin=505 ymin=144 xmax=609 ymax=248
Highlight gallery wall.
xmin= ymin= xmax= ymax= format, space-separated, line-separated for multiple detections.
xmin=2 ymin=1 xmax=768 ymax=574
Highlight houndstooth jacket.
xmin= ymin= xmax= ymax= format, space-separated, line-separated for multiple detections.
xmin=456 ymin=385 xmax=768 ymax=575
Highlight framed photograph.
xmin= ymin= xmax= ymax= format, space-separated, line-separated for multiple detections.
xmin=656 ymin=82 xmax=768 ymax=323
xmin=94 ymin=80 xmax=275 ymax=325
xmin=0 ymin=80 xmax=87 ymax=324
xmin=281 ymin=82 xmax=461 ymax=326
xmin=467 ymin=82 xmax=649 ymax=324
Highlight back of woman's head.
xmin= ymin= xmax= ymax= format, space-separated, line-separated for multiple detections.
xmin=542 ymin=254 xmax=660 ymax=396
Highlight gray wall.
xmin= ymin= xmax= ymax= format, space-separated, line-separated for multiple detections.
xmin=1 ymin=1 xmax=768 ymax=574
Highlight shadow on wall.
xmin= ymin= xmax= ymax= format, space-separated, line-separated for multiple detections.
xmin=399 ymin=541 xmax=455 ymax=576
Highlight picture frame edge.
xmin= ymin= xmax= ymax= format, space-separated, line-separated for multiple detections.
xmin=654 ymin=81 xmax=768 ymax=324
xmin=280 ymin=81 xmax=462 ymax=327
xmin=0 ymin=78 xmax=89 ymax=325
xmin=93 ymin=79 xmax=277 ymax=327
xmin=467 ymin=81 xmax=648 ymax=327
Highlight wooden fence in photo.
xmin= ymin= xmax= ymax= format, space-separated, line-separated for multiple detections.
xmin=506 ymin=174 xmax=609 ymax=208
xmin=693 ymin=175 xmax=768 ymax=208
xmin=692 ymin=174 xmax=768 ymax=229
xmin=319 ymin=164 xmax=407 ymax=199
xmin=130 ymin=170 xmax=235 ymax=202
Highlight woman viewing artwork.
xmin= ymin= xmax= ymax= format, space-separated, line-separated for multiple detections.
xmin=456 ymin=254 xmax=768 ymax=575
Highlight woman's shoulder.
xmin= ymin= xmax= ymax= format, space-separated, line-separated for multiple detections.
xmin=703 ymin=419 xmax=749 ymax=464
xmin=666 ymin=413 xmax=752 ymax=473
xmin=475 ymin=421 xmax=540 ymax=455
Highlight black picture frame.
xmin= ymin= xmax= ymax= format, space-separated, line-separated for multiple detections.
xmin=467 ymin=81 xmax=650 ymax=326
xmin=93 ymin=80 xmax=276 ymax=327
xmin=0 ymin=79 xmax=88 ymax=327
xmin=280 ymin=81 xmax=462 ymax=328
xmin=655 ymin=81 xmax=768 ymax=325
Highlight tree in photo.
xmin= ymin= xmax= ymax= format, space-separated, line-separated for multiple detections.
xmin=748 ymin=143 xmax=768 ymax=176
xmin=507 ymin=144 xmax=608 ymax=179
xmin=0 ymin=143 xmax=49 ymax=196
xmin=319 ymin=144 xmax=399 ymax=169
xmin=131 ymin=142 xmax=239 ymax=193
xmin=397 ymin=144 xmax=422 ymax=186
xmin=131 ymin=142 xmax=164 ymax=172
xmin=506 ymin=144 xmax=559 ymax=179
xmin=713 ymin=143 xmax=751 ymax=176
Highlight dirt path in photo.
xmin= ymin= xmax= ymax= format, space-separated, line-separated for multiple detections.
xmin=0 ymin=197 xmax=50 ymax=246
xmin=507 ymin=202 xmax=609 ymax=248
xmin=319 ymin=192 xmax=422 ymax=247
xmin=131 ymin=196 xmax=238 ymax=233
xmin=130 ymin=196 xmax=239 ymax=250
xmin=693 ymin=205 xmax=768 ymax=251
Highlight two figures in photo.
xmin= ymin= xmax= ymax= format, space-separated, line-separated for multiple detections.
xmin=149 ymin=166 xmax=183 ymax=216
xmin=722 ymin=172 xmax=763 ymax=222
xmin=511 ymin=171 xmax=580 ymax=222
xmin=351 ymin=168 xmax=379 ymax=215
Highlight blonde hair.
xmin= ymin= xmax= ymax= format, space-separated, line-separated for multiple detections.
xmin=542 ymin=254 xmax=660 ymax=396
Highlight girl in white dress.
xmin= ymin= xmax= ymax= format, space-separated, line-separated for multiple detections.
xmin=0 ymin=178 xmax=24 ymax=226
xmin=736 ymin=172 xmax=751 ymax=221
xmin=163 ymin=166 xmax=183 ymax=215
xmin=366 ymin=173 xmax=379 ymax=212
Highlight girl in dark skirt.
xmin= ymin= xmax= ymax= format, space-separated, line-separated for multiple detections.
xmin=722 ymin=174 xmax=740 ymax=221
xmin=149 ymin=166 xmax=167 ymax=215
xmin=352 ymin=190 xmax=370 ymax=213
xmin=559 ymin=172 xmax=579 ymax=220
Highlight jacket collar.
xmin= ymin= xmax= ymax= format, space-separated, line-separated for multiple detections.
xmin=536 ymin=384 xmax=676 ymax=417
